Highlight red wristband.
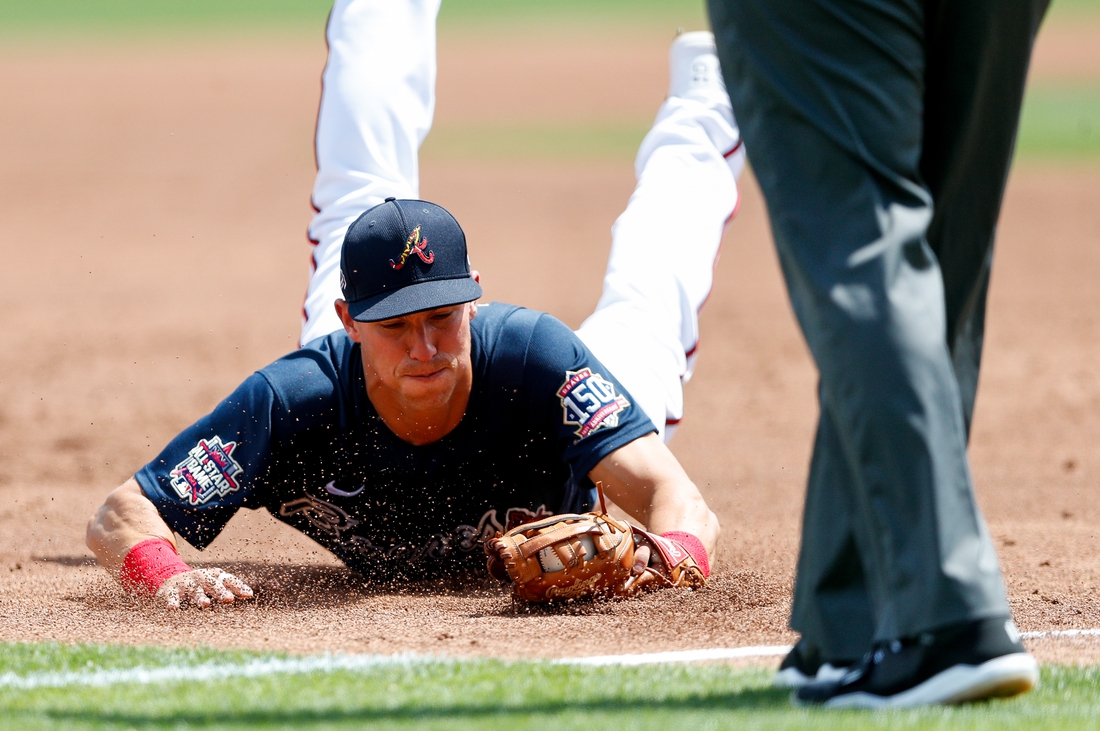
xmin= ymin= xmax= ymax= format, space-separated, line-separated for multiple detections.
xmin=120 ymin=538 xmax=191 ymax=595
xmin=660 ymin=531 xmax=710 ymax=577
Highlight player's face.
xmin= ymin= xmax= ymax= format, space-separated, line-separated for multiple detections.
xmin=355 ymin=303 xmax=475 ymax=414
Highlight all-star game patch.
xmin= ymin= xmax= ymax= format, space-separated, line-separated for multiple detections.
xmin=169 ymin=436 xmax=244 ymax=506
xmin=558 ymin=368 xmax=631 ymax=439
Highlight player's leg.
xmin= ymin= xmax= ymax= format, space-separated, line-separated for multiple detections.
xmin=576 ymin=32 xmax=743 ymax=441
xmin=301 ymin=0 xmax=441 ymax=345
xmin=921 ymin=0 xmax=1050 ymax=436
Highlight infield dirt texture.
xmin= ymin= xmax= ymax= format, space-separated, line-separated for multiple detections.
xmin=1 ymin=0 xmax=1099 ymax=669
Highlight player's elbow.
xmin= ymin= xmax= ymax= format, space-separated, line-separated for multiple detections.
xmin=85 ymin=497 xmax=115 ymax=562
xmin=86 ymin=478 xmax=161 ymax=569
xmin=86 ymin=508 xmax=106 ymax=560
xmin=86 ymin=483 xmax=126 ymax=548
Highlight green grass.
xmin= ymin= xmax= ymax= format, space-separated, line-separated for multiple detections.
xmin=1017 ymin=83 xmax=1100 ymax=162
xmin=0 ymin=0 xmax=332 ymax=36
xmin=419 ymin=79 xmax=1100 ymax=164
xmin=0 ymin=0 xmax=1093 ymax=35
xmin=441 ymin=0 xmax=707 ymax=31
xmin=421 ymin=122 xmax=652 ymax=163
xmin=1049 ymin=0 xmax=1100 ymax=21
xmin=0 ymin=643 xmax=263 ymax=675
xmin=419 ymin=81 xmax=1100 ymax=165
xmin=1 ymin=0 xmax=1091 ymax=37
xmin=1 ymin=1 xmax=1096 ymax=165
xmin=0 ymin=0 xmax=707 ymax=39
xmin=2 ymin=642 xmax=1099 ymax=730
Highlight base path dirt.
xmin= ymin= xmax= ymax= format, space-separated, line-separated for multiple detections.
xmin=1 ymin=26 xmax=1098 ymax=665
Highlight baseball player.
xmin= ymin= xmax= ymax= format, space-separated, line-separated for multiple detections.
xmin=708 ymin=0 xmax=1046 ymax=708
xmin=86 ymin=0 xmax=744 ymax=609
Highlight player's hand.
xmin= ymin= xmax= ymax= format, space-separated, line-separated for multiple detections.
xmin=631 ymin=545 xmax=653 ymax=575
xmin=155 ymin=568 xmax=253 ymax=609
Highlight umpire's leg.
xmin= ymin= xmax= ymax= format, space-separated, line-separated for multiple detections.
xmin=921 ymin=0 xmax=1050 ymax=435
xmin=790 ymin=398 xmax=875 ymax=662
xmin=708 ymin=0 xmax=1010 ymax=647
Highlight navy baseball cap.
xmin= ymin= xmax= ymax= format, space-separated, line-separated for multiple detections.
xmin=340 ymin=197 xmax=482 ymax=322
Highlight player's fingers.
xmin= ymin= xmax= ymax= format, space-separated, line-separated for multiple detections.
xmin=621 ymin=574 xmax=639 ymax=595
xmin=192 ymin=583 xmax=212 ymax=608
xmin=212 ymin=571 xmax=238 ymax=603
xmin=163 ymin=584 xmax=181 ymax=610
xmin=194 ymin=568 xmax=221 ymax=590
xmin=632 ymin=546 xmax=652 ymax=575
xmin=193 ymin=568 xmax=231 ymax=603
xmin=221 ymin=573 xmax=254 ymax=599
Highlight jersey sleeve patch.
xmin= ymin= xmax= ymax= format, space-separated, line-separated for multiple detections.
xmin=169 ymin=436 xmax=244 ymax=506
xmin=557 ymin=368 xmax=631 ymax=439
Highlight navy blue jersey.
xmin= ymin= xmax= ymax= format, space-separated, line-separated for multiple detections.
xmin=136 ymin=304 xmax=655 ymax=580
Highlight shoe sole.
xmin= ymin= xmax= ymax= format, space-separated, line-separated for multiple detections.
xmin=774 ymin=663 xmax=848 ymax=689
xmin=773 ymin=667 xmax=812 ymax=688
xmin=823 ymin=653 xmax=1039 ymax=709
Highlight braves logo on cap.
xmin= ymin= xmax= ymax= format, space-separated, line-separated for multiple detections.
xmin=558 ymin=368 xmax=631 ymax=439
xmin=389 ymin=225 xmax=435 ymax=270
xmin=169 ymin=436 xmax=244 ymax=506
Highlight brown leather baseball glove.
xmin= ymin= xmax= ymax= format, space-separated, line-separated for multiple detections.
xmin=483 ymin=488 xmax=707 ymax=603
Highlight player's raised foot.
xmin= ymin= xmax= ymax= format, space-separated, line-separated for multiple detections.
xmin=668 ymin=30 xmax=725 ymax=100
xmin=773 ymin=638 xmax=853 ymax=688
xmin=794 ymin=618 xmax=1039 ymax=709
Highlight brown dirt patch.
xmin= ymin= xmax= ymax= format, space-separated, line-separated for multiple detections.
xmin=1 ymin=26 xmax=1099 ymax=666
xmin=1029 ymin=15 xmax=1100 ymax=84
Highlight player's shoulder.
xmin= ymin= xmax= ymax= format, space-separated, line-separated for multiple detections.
xmin=257 ymin=330 xmax=360 ymax=412
xmin=471 ymin=302 xmax=585 ymax=380
xmin=472 ymin=302 xmax=573 ymax=351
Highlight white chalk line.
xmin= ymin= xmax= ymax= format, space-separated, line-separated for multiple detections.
xmin=0 ymin=653 xmax=435 ymax=691
xmin=2 ymin=629 xmax=1097 ymax=690
xmin=0 ymin=646 xmax=793 ymax=690
xmin=1021 ymin=628 xmax=1100 ymax=640
xmin=557 ymin=645 xmax=791 ymax=667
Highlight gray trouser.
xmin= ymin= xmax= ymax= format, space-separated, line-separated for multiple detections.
xmin=707 ymin=0 xmax=1049 ymax=660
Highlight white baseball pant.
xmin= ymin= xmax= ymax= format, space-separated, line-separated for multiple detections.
xmin=301 ymin=0 xmax=743 ymax=441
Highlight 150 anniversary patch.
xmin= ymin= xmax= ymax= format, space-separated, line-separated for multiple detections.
xmin=558 ymin=368 xmax=630 ymax=439
xmin=169 ymin=436 xmax=244 ymax=506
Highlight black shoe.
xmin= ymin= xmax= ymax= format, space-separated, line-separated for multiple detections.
xmin=773 ymin=638 xmax=854 ymax=688
xmin=795 ymin=618 xmax=1039 ymax=708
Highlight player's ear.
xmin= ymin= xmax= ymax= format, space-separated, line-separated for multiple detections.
xmin=468 ymin=270 xmax=481 ymax=320
xmin=334 ymin=299 xmax=362 ymax=343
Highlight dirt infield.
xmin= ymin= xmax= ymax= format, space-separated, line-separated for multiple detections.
xmin=1 ymin=25 xmax=1098 ymax=665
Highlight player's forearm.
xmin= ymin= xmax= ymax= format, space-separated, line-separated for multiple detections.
xmin=589 ymin=434 xmax=720 ymax=555
xmin=86 ymin=478 xmax=178 ymax=573
xmin=87 ymin=479 xmax=253 ymax=608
